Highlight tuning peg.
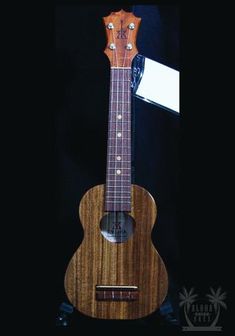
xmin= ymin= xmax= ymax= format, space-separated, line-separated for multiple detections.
xmin=126 ymin=43 xmax=133 ymax=50
xmin=128 ymin=23 xmax=135 ymax=30
xmin=109 ymin=43 xmax=116 ymax=50
xmin=107 ymin=23 xmax=114 ymax=29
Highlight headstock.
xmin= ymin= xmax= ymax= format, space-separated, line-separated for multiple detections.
xmin=103 ymin=9 xmax=141 ymax=68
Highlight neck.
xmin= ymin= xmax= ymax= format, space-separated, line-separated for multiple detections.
xmin=105 ymin=67 xmax=132 ymax=212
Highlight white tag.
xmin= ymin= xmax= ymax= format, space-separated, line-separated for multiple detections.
xmin=135 ymin=57 xmax=179 ymax=114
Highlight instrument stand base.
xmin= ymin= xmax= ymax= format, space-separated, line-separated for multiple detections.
xmin=55 ymin=302 xmax=74 ymax=326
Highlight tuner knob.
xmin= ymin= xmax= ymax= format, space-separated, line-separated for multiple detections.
xmin=109 ymin=43 xmax=116 ymax=50
xmin=126 ymin=43 xmax=133 ymax=50
xmin=107 ymin=23 xmax=114 ymax=29
xmin=128 ymin=23 xmax=135 ymax=30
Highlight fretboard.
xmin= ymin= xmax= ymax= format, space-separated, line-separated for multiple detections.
xmin=105 ymin=68 xmax=132 ymax=212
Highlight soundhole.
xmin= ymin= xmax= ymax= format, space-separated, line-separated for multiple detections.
xmin=100 ymin=211 xmax=135 ymax=243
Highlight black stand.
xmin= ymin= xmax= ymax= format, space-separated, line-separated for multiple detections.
xmin=55 ymin=302 xmax=74 ymax=326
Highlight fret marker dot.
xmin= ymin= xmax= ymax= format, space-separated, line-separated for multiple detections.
xmin=116 ymin=170 xmax=121 ymax=175
xmin=117 ymin=156 xmax=121 ymax=161
xmin=117 ymin=114 xmax=122 ymax=119
xmin=117 ymin=132 xmax=122 ymax=137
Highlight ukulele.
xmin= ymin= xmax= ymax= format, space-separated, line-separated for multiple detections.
xmin=64 ymin=9 xmax=168 ymax=320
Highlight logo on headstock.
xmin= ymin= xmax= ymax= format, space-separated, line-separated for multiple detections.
xmin=116 ymin=20 xmax=127 ymax=39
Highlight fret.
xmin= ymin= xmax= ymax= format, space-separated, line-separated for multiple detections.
xmin=109 ymin=115 xmax=130 ymax=117
xmin=110 ymin=105 xmax=130 ymax=110
xmin=107 ymin=175 xmax=131 ymax=177
xmin=108 ymin=130 xmax=131 ymax=133
xmin=106 ymin=186 xmax=131 ymax=195
xmin=109 ymin=121 xmax=130 ymax=124
xmin=107 ymin=168 xmax=131 ymax=171
xmin=108 ymin=126 xmax=131 ymax=129
xmin=109 ymin=110 xmax=131 ymax=112
xmin=108 ymin=145 xmax=130 ymax=149
xmin=110 ymin=81 xmax=130 ymax=86
xmin=108 ymin=146 xmax=131 ymax=151
xmin=106 ymin=196 xmax=131 ymax=198
xmin=107 ymin=166 xmax=131 ymax=169
xmin=108 ymin=137 xmax=131 ymax=140
xmin=110 ymin=96 xmax=130 ymax=101
xmin=110 ymin=86 xmax=130 ymax=92
xmin=107 ymin=168 xmax=131 ymax=170
xmin=108 ymin=127 xmax=131 ymax=130
xmin=111 ymin=69 xmax=131 ymax=72
xmin=110 ymin=118 xmax=131 ymax=122
xmin=106 ymin=197 xmax=131 ymax=199
xmin=107 ymin=172 xmax=131 ymax=175
xmin=108 ymin=139 xmax=131 ymax=141
xmin=105 ymin=201 xmax=131 ymax=204
xmin=106 ymin=180 xmax=131 ymax=182
xmin=106 ymin=196 xmax=131 ymax=199
xmin=111 ymin=79 xmax=131 ymax=83
xmin=111 ymin=73 xmax=131 ymax=77
xmin=108 ymin=134 xmax=131 ymax=138
xmin=106 ymin=189 xmax=131 ymax=193
xmin=110 ymin=91 xmax=130 ymax=95
xmin=107 ymin=170 xmax=131 ymax=173
xmin=111 ymin=79 xmax=130 ymax=81
xmin=107 ymin=140 xmax=129 ymax=144
xmin=110 ymin=91 xmax=130 ymax=94
xmin=107 ymin=162 xmax=131 ymax=164
xmin=108 ymin=129 xmax=130 ymax=132
xmin=109 ymin=113 xmax=130 ymax=116
xmin=108 ymin=145 xmax=130 ymax=148
xmin=111 ymin=91 xmax=130 ymax=93
xmin=106 ymin=192 xmax=131 ymax=194
xmin=110 ymin=110 xmax=131 ymax=115
xmin=111 ymin=100 xmax=131 ymax=104
xmin=105 ymin=190 xmax=131 ymax=196
xmin=108 ymin=151 xmax=130 ymax=155
xmin=106 ymin=184 xmax=131 ymax=186
xmin=108 ymin=132 xmax=131 ymax=135
xmin=108 ymin=161 xmax=131 ymax=163
xmin=111 ymin=67 xmax=131 ymax=69
xmin=107 ymin=164 xmax=131 ymax=166
xmin=108 ymin=135 xmax=131 ymax=140
xmin=110 ymin=106 xmax=130 ymax=110
xmin=107 ymin=167 xmax=131 ymax=170
xmin=106 ymin=191 xmax=131 ymax=194
xmin=107 ymin=153 xmax=130 ymax=156
xmin=108 ymin=154 xmax=131 ymax=156
xmin=107 ymin=179 xmax=131 ymax=181
xmin=107 ymin=147 xmax=130 ymax=149
xmin=111 ymin=68 xmax=131 ymax=71
xmin=106 ymin=189 xmax=131 ymax=192
xmin=108 ymin=143 xmax=131 ymax=147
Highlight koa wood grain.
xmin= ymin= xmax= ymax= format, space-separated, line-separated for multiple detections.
xmin=64 ymin=184 xmax=168 ymax=319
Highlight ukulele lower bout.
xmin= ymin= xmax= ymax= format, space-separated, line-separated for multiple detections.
xmin=64 ymin=184 xmax=168 ymax=319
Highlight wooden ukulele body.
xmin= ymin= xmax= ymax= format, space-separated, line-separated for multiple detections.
xmin=64 ymin=184 xmax=168 ymax=319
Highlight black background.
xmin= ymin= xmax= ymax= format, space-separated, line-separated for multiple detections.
xmin=4 ymin=1 xmax=232 ymax=333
